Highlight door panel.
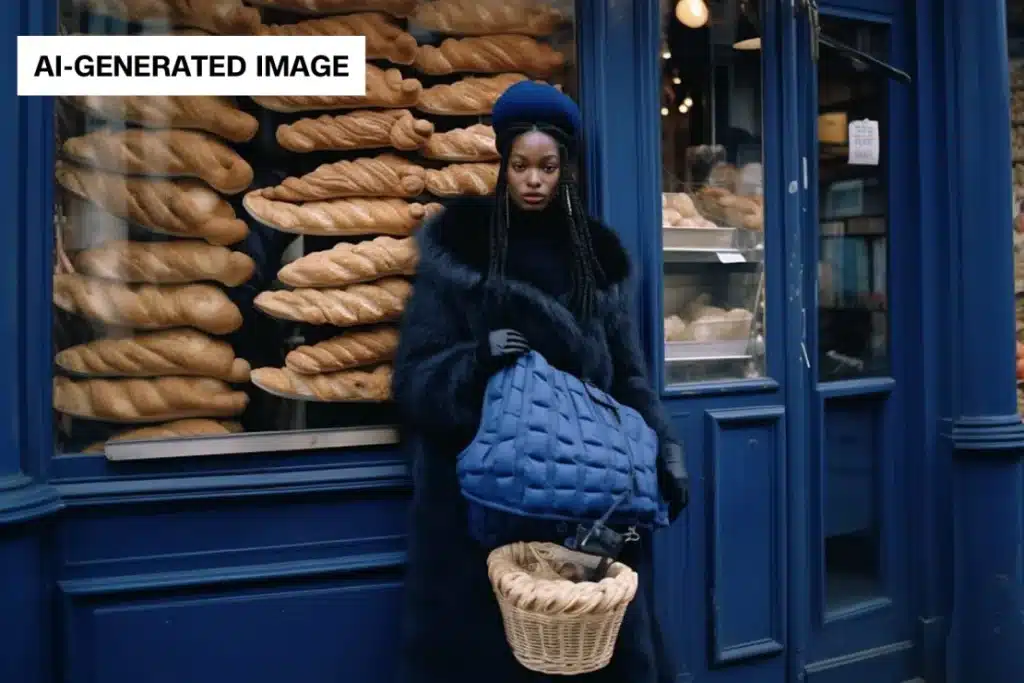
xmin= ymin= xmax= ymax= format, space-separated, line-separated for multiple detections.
xmin=799 ymin=5 xmax=915 ymax=677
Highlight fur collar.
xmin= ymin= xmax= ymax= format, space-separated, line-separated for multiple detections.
xmin=415 ymin=196 xmax=631 ymax=291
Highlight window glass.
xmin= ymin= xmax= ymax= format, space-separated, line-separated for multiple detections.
xmin=1010 ymin=0 xmax=1024 ymax=415
xmin=660 ymin=0 xmax=766 ymax=386
xmin=815 ymin=19 xmax=890 ymax=381
xmin=52 ymin=0 xmax=578 ymax=456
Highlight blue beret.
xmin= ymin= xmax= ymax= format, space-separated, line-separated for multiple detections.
xmin=492 ymin=81 xmax=582 ymax=155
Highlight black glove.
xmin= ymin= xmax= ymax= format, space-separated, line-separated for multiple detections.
xmin=478 ymin=329 xmax=530 ymax=371
xmin=658 ymin=442 xmax=689 ymax=522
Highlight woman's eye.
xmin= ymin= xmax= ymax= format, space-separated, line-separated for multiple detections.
xmin=545 ymin=166 xmax=558 ymax=174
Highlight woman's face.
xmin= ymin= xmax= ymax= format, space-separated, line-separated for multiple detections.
xmin=506 ymin=130 xmax=562 ymax=211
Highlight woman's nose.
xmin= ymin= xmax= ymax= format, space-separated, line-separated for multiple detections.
xmin=526 ymin=170 xmax=542 ymax=187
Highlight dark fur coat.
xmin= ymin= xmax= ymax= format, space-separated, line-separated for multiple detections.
xmin=392 ymin=198 xmax=678 ymax=683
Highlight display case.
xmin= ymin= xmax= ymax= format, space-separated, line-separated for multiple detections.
xmin=49 ymin=0 xmax=579 ymax=459
xmin=659 ymin=0 xmax=766 ymax=387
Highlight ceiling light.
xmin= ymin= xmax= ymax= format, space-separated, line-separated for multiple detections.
xmin=660 ymin=107 xmax=670 ymax=116
xmin=675 ymin=0 xmax=709 ymax=29
xmin=672 ymin=76 xmax=682 ymax=85
xmin=683 ymin=97 xmax=693 ymax=107
xmin=662 ymin=50 xmax=672 ymax=60
xmin=678 ymin=104 xmax=688 ymax=113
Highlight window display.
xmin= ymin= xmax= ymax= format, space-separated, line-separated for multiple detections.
xmin=659 ymin=0 xmax=766 ymax=386
xmin=52 ymin=0 xmax=578 ymax=456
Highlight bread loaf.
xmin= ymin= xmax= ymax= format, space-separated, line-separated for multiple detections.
xmin=417 ymin=73 xmax=527 ymax=115
xmin=244 ymin=0 xmax=416 ymax=17
xmin=421 ymin=124 xmax=498 ymax=162
xmin=277 ymin=236 xmax=417 ymax=287
xmin=73 ymin=240 xmax=256 ymax=287
xmin=53 ymin=273 xmax=244 ymax=335
xmin=56 ymin=329 xmax=251 ymax=382
xmin=77 ymin=0 xmax=261 ymax=35
xmin=412 ymin=0 xmax=564 ymax=36
xmin=285 ymin=326 xmax=399 ymax=374
xmin=252 ymin=65 xmax=421 ymax=113
xmin=415 ymin=35 xmax=565 ymax=78
xmin=66 ymin=96 xmax=258 ymax=143
xmin=260 ymin=13 xmax=417 ymax=65
xmin=54 ymin=376 xmax=249 ymax=423
xmin=426 ymin=163 xmax=499 ymax=197
xmin=251 ymin=365 xmax=392 ymax=402
xmin=254 ymin=277 xmax=412 ymax=326
xmin=276 ymin=109 xmax=434 ymax=153
xmin=56 ymin=162 xmax=249 ymax=245
xmin=243 ymin=194 xmax=441 ymax=237
xmin=62 ymin=128 xmax=254 ymax=195
xmin=84 ymin=419 xmax=243 ymax=453
xmin=257 ymin=154 xmax=426 ymax=202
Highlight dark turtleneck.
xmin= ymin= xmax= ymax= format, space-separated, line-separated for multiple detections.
xmin=503 ymin=200 xmax=574 ymax=301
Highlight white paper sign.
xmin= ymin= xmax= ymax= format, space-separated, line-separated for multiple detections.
xmin=716 ymin=251 xmax=746 ymax=264
xmin=848 ymin=119 xmax=880 ymax=166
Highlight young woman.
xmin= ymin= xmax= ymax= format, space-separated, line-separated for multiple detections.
xmin=392 ymin=81 xmax=689 ymax=683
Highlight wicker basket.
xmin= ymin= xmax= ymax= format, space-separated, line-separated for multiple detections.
xmin=486 ymin=542 xmax=639 ymax=675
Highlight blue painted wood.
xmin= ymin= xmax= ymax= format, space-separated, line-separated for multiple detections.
xmin=0 ymin=526 xmax=55 ymax=683
xmin=704 ymin=407 xmax=787 ymax=667
xmin=62 ymin=578 xmax=405 ymax=683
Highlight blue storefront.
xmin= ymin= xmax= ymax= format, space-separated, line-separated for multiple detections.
xmin=2 ymin=0 xmax=1023 ymax=681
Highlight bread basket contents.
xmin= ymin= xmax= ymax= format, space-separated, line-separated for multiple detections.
xmin=252 ymin=66 xmax=422 ymax=113
xmin=54 ymin=376 xmax=249 ymax=423
xmin=242 ymin=195 xmax=442 ymax=236
xmin=277 ymin=237 xmax=418 ymax=288
xmin=242 ymin=0 xmax=417 ymax=17
xmin=664 ymin=295 xmax=754 ymax=343
xmin=83 ymin=419 xmax=243 ymax=454
xmin=421 ymin=124 xmax=499 ymax=162
xmin=65 ymin=95 xmax=259 ymax=143
xmin=73 ymin=0 xmax=261 ymax=35
xmin=258 ymin=13 xmax=418 ymax=66
xmin=275 ymin=110 xmax=435 ymax=153
xmin=411 ymin=0 xmax=565 ymax=36
xmin=254 ymin=155 xmax=427 ymax=202
xmin=662 ymin=192 xmax=716 ymax=228
xmin=250 ymin=365 xmax=393 ymax=403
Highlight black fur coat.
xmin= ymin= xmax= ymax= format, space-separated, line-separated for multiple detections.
xmin=392 ymin=198 xmax=678 ymax=683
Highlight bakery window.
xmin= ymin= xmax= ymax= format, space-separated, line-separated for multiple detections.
xmin=660 ymin=0 xmax=765 ymax=386
xmin=815 ymin=17 xmax=890 ymax=380
xmin=52 ymin=0 xmax=578 ymax=458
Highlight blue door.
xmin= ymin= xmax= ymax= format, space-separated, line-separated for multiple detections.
xmin=792 ymin=1 xmax=918 ymax=680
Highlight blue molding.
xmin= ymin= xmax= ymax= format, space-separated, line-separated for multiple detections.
xmin=663 ymin=378 xmax=782 ymax=399
xmin=0 ymin=474 xmax=63 ymax=525
xmin=56 ymin=460 xmax=410 ymax=507
xmin=59 ymin=551 xmax=406 ymax=596
xmin=949 ymin=415 xmax=1024 ymax=452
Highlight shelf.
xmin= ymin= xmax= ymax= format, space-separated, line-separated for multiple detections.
xmin=663 ymin=247 xmax=763 ymax=264
xmin=665 ymin=340 xmax=752 ymax=363
xmin=662 ymin=226 xmax=764 ymax=264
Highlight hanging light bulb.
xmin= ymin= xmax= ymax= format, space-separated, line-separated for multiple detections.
xmin=672 ymin=76 xmax=682 ymax=85
xmin=675 ymin=0 xmax=709 ymax=29
xmin=683 ymin=97 xmax=693 ymax=107
xmin=678 ymin=103 xmax=688 ymax=113
xmin=660 ymin=107 xmax=670 ymax=116
xmin=662 ymin=49 xmax=672 ymax=60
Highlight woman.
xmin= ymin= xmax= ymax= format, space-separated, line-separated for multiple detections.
xmin=392 ymin=82 xmax=689 ymax=683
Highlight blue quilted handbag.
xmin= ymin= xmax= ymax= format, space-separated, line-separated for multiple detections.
xmin=457 ymin=351 xmax=669 ymax=545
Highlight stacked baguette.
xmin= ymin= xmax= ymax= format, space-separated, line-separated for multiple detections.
xmin=53 ymin=11 xmax=262 ymax=452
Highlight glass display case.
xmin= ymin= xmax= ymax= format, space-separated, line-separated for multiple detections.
xmin=50 ymin=0 xmax=578 ymax=458
xmin=659 ymin=0 xmax=766 ymax=386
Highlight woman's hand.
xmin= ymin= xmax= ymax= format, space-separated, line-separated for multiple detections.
xmin=658 ymin=442 xmax=690 ymax=522
xmin=480 ymin=329 xmax=530 ymax=369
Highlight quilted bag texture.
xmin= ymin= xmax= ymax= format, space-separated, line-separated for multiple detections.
xmin=457 ymin=352 xmax=668 ymax=545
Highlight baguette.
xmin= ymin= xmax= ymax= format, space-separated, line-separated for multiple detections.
xmin=56 ymin=329 xmax=251 ymax=382
xmin=260 ymin=13 xmax=417 ymax=65
xmin=62 ymin=128 xmax=254 ymax=195
xmin=254 ymin=277 xmax=412 ymax=326
xmin=251 ymin=365 xmax=392 ymax=402
xmin=53 ymin=273 xmax=244 ymax=335
xmin=421 ymin=124 xmax=499 ymax=162
xmin=277 ymin=236 xmax=417 ymax=287
xmin=54 ymin=376 xmax=249 ymax=423
xmin=411 ymin=0 xmax=564 ymax=36
xmin=257 ymin=154 xmax=426 ymax=202
xmin=276 ymin=109 xmax=434 ymax=153
xmin=73 ymin=240 xmax=256 ymax=287
xmin=75 ymin=0 xmax=261 ymax=35
xmin=56 ymin=162 xmax=249 ymax=245
xmin=243 ymin=194 xmax=441 ymax=237
xmin=66 ymin=96 xmax=258 ymax=143
xmin=414 ymin=35 xmax=565 ymax=78
xmin=84 ymin=419 xmax=243 ymax=453
xmin=425 ymin=163 xmax=499 ymax=197
xmin=252 ymin=65 xmax=421 ymax=113
xmin=417 ymin=73 xmax=527 ymax=116
xmin=244 ymin=0 xmax=416 ymax=17
xmin=285 ymin=326 xmax=399 ymax=374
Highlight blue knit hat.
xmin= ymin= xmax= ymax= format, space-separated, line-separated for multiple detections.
xmin=491 ymin=81 xmax=583 ymax=158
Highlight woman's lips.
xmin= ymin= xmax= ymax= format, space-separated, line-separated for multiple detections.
xmin=521 ymin=193 xmax=546 ymax=204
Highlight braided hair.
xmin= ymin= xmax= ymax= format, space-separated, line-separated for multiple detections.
xmin=486 ymin=123 xmax=605 ymax=320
